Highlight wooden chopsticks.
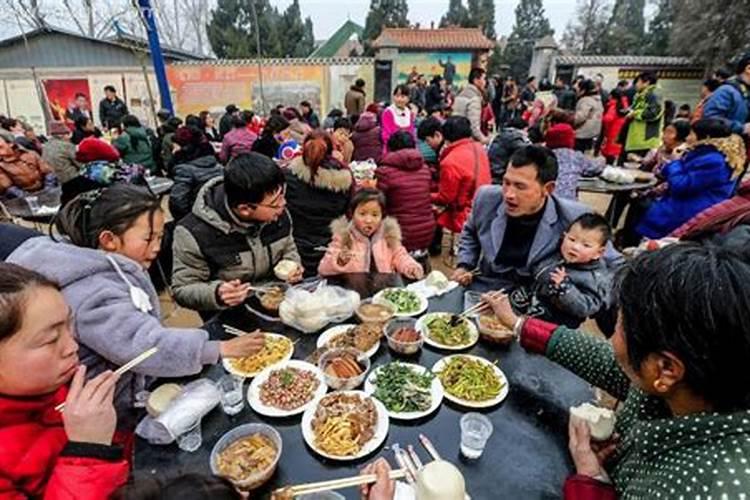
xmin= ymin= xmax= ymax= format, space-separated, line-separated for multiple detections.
xmin=223 ymin=324 xmax=249 ymax=336
xmin=55 ymin=347 xmax=158 ymax=412
xmin=276 ymin=469 xmax=408 ymax=496
xmin=456 ymin=290 xmax=505 ymax=320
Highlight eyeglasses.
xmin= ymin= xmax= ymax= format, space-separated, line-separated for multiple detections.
xmin=250 ymin=185 xmax=286 ymax=210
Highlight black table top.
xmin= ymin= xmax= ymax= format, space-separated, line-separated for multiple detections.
xmin=134 ymin=273 xmax=592 ymax=499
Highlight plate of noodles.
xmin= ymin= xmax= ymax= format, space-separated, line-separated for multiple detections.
xmin=247 ymin=360 xmax=327 ymax=417
xmin=222 ymin=333 xmax=294 ymax=378
xmin=301 ymin=390 xmax=389 ymax=461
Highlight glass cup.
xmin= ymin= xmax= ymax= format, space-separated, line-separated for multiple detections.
xmin=25 ymin=196 xmax=40 ymax=214
xmin=460 ymin=412 xmax=493 ymax=459
xmin=176 ymin=419 xmax=202 ymax=452
xmin=218 ymin=374 xmax=245 ymax=416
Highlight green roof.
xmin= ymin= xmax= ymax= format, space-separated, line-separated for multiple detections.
xmin=308 ymin=20 xmax=363 ymax=58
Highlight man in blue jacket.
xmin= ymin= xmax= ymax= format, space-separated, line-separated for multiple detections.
xmin=703 ymin=53 xmax=750 ymax=137
xmin=451 ymin=145 xmax=621 ymax=292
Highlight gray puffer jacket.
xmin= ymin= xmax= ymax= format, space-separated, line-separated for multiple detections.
xmin=172 ymin=177 xmax=300 ymax=312
xmin=7 ymin=236 xmax=219 ymax=428
xmin=452 ymin=84 xmax=488 ymax=143
xmin=531 ymin=254 xmax=612 ymax=328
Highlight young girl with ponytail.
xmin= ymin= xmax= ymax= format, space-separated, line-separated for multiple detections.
xmin=5 ymin=184 xmax=265 ymax=430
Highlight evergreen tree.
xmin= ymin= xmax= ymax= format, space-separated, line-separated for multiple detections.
xmin=561 ymin=0 xmax=609 ymax=54
xmin=207 ymin=0 xmax=284 ymax=58
xmin=600 ymin=0 xmax=645 ymax=55
xmin=478 ymin=0 xmax=497 ymax=39
xmin=670 ymin=0 xmax=750 ymax=70
xmin=643 ymin=0 xmax=674 ymax=56
xmin=280 ymin=0 xmax=315 ymax=57
xmin=362 ymin=0 xmax=410 ymax=54
xmin=502 ymin=0 xmax=554 ymax=79
xmin=440 ymin=0 xmax=469 ymax=28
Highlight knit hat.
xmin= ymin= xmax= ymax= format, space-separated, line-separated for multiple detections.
xmin=76 ymin=136 xmax=120 ymax=163
xmin=544 ymin=123 xmax=576 ymax=150
xmin=48 ymin=121 xmax=71 ymax=136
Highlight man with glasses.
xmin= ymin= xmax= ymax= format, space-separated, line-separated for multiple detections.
xmin=172 ymin=152 xmax=302 ymax=315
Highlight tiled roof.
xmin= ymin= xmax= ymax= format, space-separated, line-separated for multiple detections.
xmin=554 ymin=55 xmax=696 ymax=67
xmin=372 ymin=28 xmax=495 ymax=50
xmin=309 ymin=20 xmax=363 ymax=58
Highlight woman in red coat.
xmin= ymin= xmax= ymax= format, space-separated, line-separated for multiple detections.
xmin=599 ymin=89 xmax=629 ymax=164
xmin=375 ymin=131 xmax=436 ymax=254
xmin=431 ymin=116 xmax=491 ymax=234
xmin=0 ymin=263 xmax=129 ymax=499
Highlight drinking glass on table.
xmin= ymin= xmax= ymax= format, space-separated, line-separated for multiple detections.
xmin=460 ymin=412 xmax=493 ymax=459
xmin=218 ymin=374 xmax=245 ymax=415
xmin=176 ymin=419 xmax=202 ymax=452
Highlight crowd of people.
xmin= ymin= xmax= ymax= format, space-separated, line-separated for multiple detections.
xmin=1 ymin=51 xmax=750 ymax=499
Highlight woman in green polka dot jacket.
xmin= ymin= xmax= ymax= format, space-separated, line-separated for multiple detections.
xmin=486 ymin=243 xmax=750 ymax=499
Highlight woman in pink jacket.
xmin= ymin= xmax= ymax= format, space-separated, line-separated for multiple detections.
xmin=318 ymin=189 xmax=424 ymax=279
xmin=381 ymin=85 xmax=416 ymax=153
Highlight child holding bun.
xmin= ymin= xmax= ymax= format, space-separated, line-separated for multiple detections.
xmin=318 ymin=189 xmax=424 ymax=280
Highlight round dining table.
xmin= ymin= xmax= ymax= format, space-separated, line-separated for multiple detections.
xmin=134 ymin=273 xmax=594 ymax=499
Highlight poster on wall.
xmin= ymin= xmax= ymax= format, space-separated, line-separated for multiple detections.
xmin=396 ymin=52 xmax=473 ymax=87
xmin=41 ymin=78 xmax=92 ymax=126
xmin=6 ymin=79 xmax=46 ymax=134
xmin=124 ymin=73 xmax=160 ymax=129
xmin=167 ymin=63 xmax=336 ymax=117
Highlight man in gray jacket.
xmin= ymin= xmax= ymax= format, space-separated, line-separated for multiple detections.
xmin=453 ymin=67 xmax=490 ymax=145
xmin=172 ymin=153 xmax=302 ymax=314
xmin=451 ymin=145 xmax=621 ymax=292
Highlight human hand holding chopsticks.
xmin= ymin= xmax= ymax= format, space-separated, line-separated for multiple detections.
xmin=62 ymin=365 xmax=119 ymax=446
xmin=217 ymin=280 xmax=251 ymax=307
xmin=483 ymin=291 xmax=519 ymax=328
xmin=360 ymin=458 xmax=396 ymax=500
xmin=220 ymin=329 xmax=265 ymax=358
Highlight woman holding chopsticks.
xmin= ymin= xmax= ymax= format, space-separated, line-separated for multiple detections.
xmin=5 ymin=184 xmax=266 ymax=433
xmin=0 ymin=263 xmax=129 ymax=498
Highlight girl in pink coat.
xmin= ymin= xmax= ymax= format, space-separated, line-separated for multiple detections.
xmin=381 ymin=84 xmax=416 ymax=153
xmin=318 ymin=189 xmax=424 ymax=279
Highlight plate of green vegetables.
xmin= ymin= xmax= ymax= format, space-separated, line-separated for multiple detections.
xmin=373 ymin=288 xmax=428 ymax=317
xmin=364 ymin=362 xmax=443 ymax=420
xmin=432 ymin=355 xmax=508 ymax=408
xmin=417 ymin=313 xmax=479 ymax=351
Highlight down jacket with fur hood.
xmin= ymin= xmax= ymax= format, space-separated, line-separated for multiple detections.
xmin=318 ymin=216 xmax=421 ymax=277
xmin=285 ymin=155 xmax=353 ymax=276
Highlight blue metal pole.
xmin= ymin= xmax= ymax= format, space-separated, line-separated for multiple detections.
xmin=137 ymin=0 xmax=173 ymax=113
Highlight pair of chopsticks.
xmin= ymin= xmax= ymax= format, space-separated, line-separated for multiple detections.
xmin=276 ymin=434 xmax=442 ymax=496
xmin=456 ymin=290 xmax=505 ymax=320
xmin=276 ymin=469 xmax=408 ymax=496
xmin=54 ymin=347 xmax=158 ymax=412
xmin=223 ymin=324 xmax=252 ymax=336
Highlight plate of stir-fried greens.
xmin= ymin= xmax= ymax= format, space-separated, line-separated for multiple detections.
xmin=364 ymin=362 xmax=443 ymax=420
xmin=432 ymin=355 xmax=508 ymax=408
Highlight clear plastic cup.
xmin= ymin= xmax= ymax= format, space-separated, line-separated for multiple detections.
xmin=176 ymin=419 xmax=202 ymax=452
xmin=218 ymin=374 xmax=245 ymax=415
xmin=460 ymin=412 xmax=493 ymax=459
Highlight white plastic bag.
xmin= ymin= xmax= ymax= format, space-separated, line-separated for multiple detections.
xmin=279 ymin=280 xmax=360 ymax=333
xmin=135 ymin=379 xmax=220 ymax=444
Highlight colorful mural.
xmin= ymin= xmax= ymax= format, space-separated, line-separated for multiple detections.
xmin=41 ymin=78 xmax=92 ymax=126
xmin=395 ymin=51 xmax=473 ymax=86
xmin=166 ymin=61 xmax=373 ymax=117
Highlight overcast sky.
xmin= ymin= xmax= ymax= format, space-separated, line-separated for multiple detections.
xmin=271 ymin=0 xmax=578 ymax=39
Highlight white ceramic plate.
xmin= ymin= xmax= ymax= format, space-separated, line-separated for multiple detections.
xmin=431 ymin=354 xmax=509 ymax=408
xmin=373 ymin=288 xmax=429 ymax=318
xmin=417 ymin=313 xmax=479 ymax=351
xmin=222 ymin=333 xmax=294 ymax=378
xmin=247 ymin=360 xmax=328 ymax=417
xmin=301 ymin=390 xmax=389 ymax=461
xmin=364 ymin=363 xmax=443 ymax=420
xmin=317 ymin=324 xmax=381 ymax=359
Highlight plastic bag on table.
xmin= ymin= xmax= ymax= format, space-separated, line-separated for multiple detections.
xmin=279 ymin=279 xmax=360 ymax=333
xmin=135 ymin=378 xmax=220 ymax=444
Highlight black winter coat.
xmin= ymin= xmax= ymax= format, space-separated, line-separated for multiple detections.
xmin=284 ymin=156 xmax=353 ymax=276
xmin=168 ymin=155 xmax=224 ymax=222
